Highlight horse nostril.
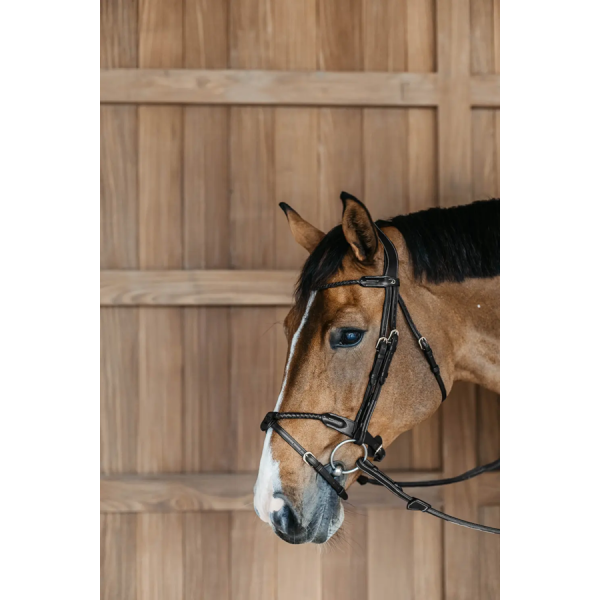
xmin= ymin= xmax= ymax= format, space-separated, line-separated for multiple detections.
xmin=270 ymin=497 xmax=300 ymax=536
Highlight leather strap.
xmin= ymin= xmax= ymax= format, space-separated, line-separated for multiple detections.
xmin=356 ymin=458 xmax=499 ymax=534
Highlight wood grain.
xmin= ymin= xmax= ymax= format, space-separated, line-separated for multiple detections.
xmin=472 ymin=108 xmax=500 ymax=199
xmin=101 ymin=270 xmax=297 ymax=306
xmin=137 ymin=308 xmax=183 ymax=473
xmin=231 ymin=512 xmax=276 ymax=600
xmin=183 ymin=307 xmax=232 ymax=472
xmin=100 ymin=105 xmax=138 ymax=269
xmin=317 ymin=0 xmax=362 ymax=71
xmin=407 ymin=0 xmax=436 ymax=71
xmin=183 ymin=106 xmax=230 ymax=270
xmin=100 ymin=0 xmax=138 ymax=68
xmin=471 ymin=74 xmax=501 ymax=107
xmin=183 ymin=512 xmax=231 ymax=600
xmin=137 ymin=513 xmax=183 ymax=600
xmin=100 ymin=471 xmax=446 ymax=513
xmin=184 ymin=0 xmax=228 ymax=68
xmin=101 ymin=513 xmax=137 ymax=600
xmin=101 ymin=308 xmax=139 ymax=474
xmin=478 ymin=506 xmax=500 ymax=599
xmin=138 ymin=106 xmax=183 ymax=269
xmin=363 ymin=0 xmax=407 ymax=72
xmin=471 ymin=0 xmax=496 ymax=75
xmin=100 ymin=69 xmax=442 ymax=106
xmin=138 ymin=0 xmax=183 ymax=68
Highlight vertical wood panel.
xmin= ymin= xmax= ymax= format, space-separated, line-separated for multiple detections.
xmin=318 ymin=109 xmax=363 ymax=231
xmin=231 ymin=513 xmax=276 ymax=600
xmin=363 ymin=109 xmax=409 ymax=217
xmin=230 ymin=107 xmax=275 ymax=269
xmin=101 ymin=514 xmax=137 ymax=600
xmin=406 ymin=0 xmax=436 ymax=71
xmin=368 ymin=508 xmax=414 ymax=598
xmin=230 ymin=307 xmax=278 ymax=471
xmin=318 ymin=0 xmax=362 ymax=71
xmin=183 ymin=307 xmax=232 ymax=472
xmin=101 ymin=0 xmax=138 ymax=68
xmin=101 ymin=106 xmax=138 ymax=269
xmin=363 ymin=0 xmax=407 ymax=71
xmin=478 ymin=388 xmax=500 ymax=464
xmin=442 ymin=383 xmax=479 ymax=600
xmin=471 ymin=0 xmax=496 ymax=75
xmin=277 ymin=541 xmax=322 ymax=600
xmin=472 ymin=109 xmax=500 ymax=199
xmin=183 ymin=512 xmax=231 ymax=600
xmin=138 ymin=308 xmax=183 ymax=473
xmin=321 ymin=514 xmax=367 ymax=600
xmin=185 ymin=0 xmax=229 ymax=68
xmin=273 ymin=0 xmax=317 ymax=71
xmin=479 ymin=506 xmax=500 ymax=599
xmin=101 ymin=308 xmax=139 ymax=474
xmin=138 ymin=106 xmax=183 ymax=270
xmin=229 ymin=0 xmax=275 ymax=69
xmin=413 ymin=514 xmax=443 ymax=600
xmin=183 ymin=107 xmax=230 ymax=270
xmin=139 ymin=0 xmax=183 ymax=68
xmin=137 ymin=514 xmax=183 ymax=600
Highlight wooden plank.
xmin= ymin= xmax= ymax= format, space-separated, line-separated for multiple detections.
xmin=100 ymin=69 xmax=441 ymax=106
xmin=322 ymin=511 xmax=367 ymax=600
xmin=413 ymin=513 xmax=443 ymax=600
xmin=478 ymin=506 xmax=500 ymax=599
xmin=477 ymin=472 xmax=500 ymax=507
xmin=138 ymin=0 xmax=183 ymax=68
xmin=471 ymin=0 xmax=496 ymax=74
xmin=471 ymin=75 xmax=500 ymax=107
xmin=100 ymin=0 xmax=138 ymax=68
xmin=407 ymin=0 xmax=436 ymax=71
xmin=368 ymin=508 xmax=414 ymax=598
xmin=230 ymin=0 xmax=276 ymax=69
xmin=138 ymin=105 xmax=183 ymax=269
xmin=472 ymin=108 xmax=500 ymax=199
xmin=137 ymin=513 xmax=183 ymax=600
xmin=363 ymin=0 xmax=407 ymax=72
xmin=183 ymin=512 xmax=231 ymax=600
xmin=101 ymin=308 xmax=139 ymax=473
xmin=183 ymin=307 xmax=232 ymax=472
xmin=230 ymin=107 xmax=275 ymax=269
xmin=317 ymin=0 xmax=362 ymax=71
xmin=231 ymin=512 xmax=277 ymax=600
xmin=101 ymin=513 xmax=137 ymax=600
xmin=318 ymin=108 xmax=363 ymax=230
xmin=442 ymin=383 xmax=480 ymax=600
xmin=183 ymin=107 xmax=230 ymax=269
xmin=100 ymin=105 xmax=138 ymax=269
xmin=273 ymin=0 xmax=317 ymax=70
xmin=101 ymin=270 xmax=297 ymax=306
xmin=230 ymin=308 xmax=278 ymax=471
xmin=100 ymin=471 xmax=443 ymax=513
xmin=137 ymin=308 xmax=183 ymax=472
xmin=277 ymin=540 xmax=321 ymax=600
xmin=184 ymin=0 xmax=228 ymax=68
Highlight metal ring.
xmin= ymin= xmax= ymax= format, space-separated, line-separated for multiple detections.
xmin=303 ymin=451 xmax=315 ymax=465
xmin=329 ymin=439 xmax=369 ymax=475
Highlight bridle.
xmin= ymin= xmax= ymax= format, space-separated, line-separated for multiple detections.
xmin=260 ymin=226 xmax=500 ymax=535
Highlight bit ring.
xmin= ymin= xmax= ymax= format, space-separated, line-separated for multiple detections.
xmin=329 ymin=439 xmax=369 ymax=475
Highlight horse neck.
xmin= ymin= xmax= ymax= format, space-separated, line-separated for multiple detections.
xmin=387 ymin=228 xmax=500 ymax=394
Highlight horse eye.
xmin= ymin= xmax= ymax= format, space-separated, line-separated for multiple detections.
xmin=333 ymin=329 xmax=365 ymax=348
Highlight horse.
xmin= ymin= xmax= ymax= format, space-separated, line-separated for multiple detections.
xmin=254 ymin=193 xmax=500 ymax=544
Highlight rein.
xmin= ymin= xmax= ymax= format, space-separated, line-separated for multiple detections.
xmin=260 ymin=226 xmax=500 ymax=535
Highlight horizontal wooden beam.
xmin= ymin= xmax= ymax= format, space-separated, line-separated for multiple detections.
xmin=101 ymin=69 xmax=442 ymax=106
xmin=101 ymin=270 xmax=297 ymax=306
xmin=101 ymin=471 xmax=448 ymax=513
xmin=101 ymin=69 xmax=499 ymax=107
xmin=470 ymin=74 xmax=500 ymax=108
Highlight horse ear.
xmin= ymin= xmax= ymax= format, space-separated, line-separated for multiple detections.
xmin=340 ymin=192 xmax=379 ymax=262
xmin=279 ymin=203 xmax=325 ymax=253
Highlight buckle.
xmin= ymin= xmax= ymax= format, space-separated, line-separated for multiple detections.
xmin=303 ymin=451 xmax=316 ymax=466
xmin=407 ymin=498 xmax=431 ymax=512
xmin=359 ymin=276 xmax=398 ymax=288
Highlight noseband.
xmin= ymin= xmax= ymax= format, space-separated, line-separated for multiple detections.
xmin=260 ymin=226 xmax=499 ymax=535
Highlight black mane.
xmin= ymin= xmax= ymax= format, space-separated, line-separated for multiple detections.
xmin=295 ymin=199 xmax=500 ymax=308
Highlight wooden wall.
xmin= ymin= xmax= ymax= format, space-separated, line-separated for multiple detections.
xmin=100 ymin=1 xmax=500 ymax=598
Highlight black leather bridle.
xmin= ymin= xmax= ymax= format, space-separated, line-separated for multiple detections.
xmin=260 ymin=226 xmax=500 ymax=535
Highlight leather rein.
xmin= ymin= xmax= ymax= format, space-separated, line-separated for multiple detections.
xmin=260 ymin=226 xmax=500 ymax=535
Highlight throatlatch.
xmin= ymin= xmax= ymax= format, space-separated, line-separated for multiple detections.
xmin=260 ymin=201 xmax=499 ymax=535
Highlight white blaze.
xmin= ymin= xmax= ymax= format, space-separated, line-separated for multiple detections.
xmin=254 ymin=291 xmax=317 ymax=523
